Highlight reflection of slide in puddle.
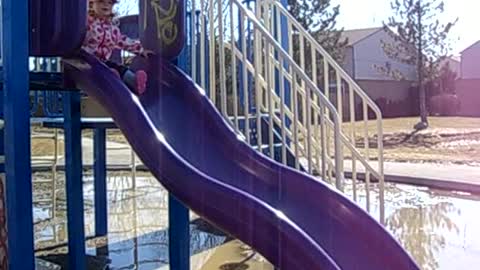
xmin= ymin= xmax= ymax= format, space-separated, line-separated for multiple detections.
xmin=158 ymin=240 xmax=271 ymax=270
xmin=198 ymin=240 xmax=273 ymax=270
xmin=155 ymin=248 xmax=217 ymax=270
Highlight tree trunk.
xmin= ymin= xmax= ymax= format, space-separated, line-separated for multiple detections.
xmin=416 ymin=1 xmax=428 ymax=128
xmin=419 ymin=82 xmax=428 ymax=124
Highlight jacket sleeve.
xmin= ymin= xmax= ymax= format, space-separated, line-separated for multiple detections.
xmin=113 ymin=25 xmax=144 ymax=54
xmin=82 ymin=16 xmax=98 ymax=53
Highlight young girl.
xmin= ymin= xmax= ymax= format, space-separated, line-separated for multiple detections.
xmin=82 ymin=0 xmax=152 ymax=94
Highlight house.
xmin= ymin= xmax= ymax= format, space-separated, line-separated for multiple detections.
xmin=341 ymin=27 xmax=417 ymax=118
xmin=455 ymin=41 xmax=480 ymax=116
xmin=460 ymin=41 xmax=480 ymax=79
xmin=441 ymin=56 xmax=461 ymax=77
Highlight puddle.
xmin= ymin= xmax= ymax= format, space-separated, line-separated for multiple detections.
xmin=345 ymin=181 xmax=480 ymax=270
xmin=32 ymin=171 xmax=480 ymax=269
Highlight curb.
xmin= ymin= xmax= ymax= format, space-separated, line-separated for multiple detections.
xmin=345 ymin=171 xmax=480 ymax=195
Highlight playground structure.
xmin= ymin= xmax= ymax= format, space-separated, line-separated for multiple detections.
xmin=0 ymin=0 xmax=419 ymax=269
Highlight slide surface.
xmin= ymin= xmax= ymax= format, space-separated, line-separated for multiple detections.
xmin=64 ymin=51 xmax=419 ymax=270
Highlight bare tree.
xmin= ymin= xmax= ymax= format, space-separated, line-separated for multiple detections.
xmin=378 ymin=0 xmax=457 ymax=130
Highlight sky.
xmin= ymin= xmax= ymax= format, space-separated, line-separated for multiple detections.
xmin=120 ymin=0 xmax=478 ymax=56
xmin=330 ymin=0 xmax=480 ymax=56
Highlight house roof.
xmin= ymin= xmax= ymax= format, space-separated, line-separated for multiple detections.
xmin=341 ymin=27 xmax=383 ymax=46
xmin=461 ymin=40 xmax=480 ymax=54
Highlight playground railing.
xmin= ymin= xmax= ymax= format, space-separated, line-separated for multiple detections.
xmin=188 ymin=0 xmax=344 ymax=186
xmin=187 ymin=0 xmax=384 ymax=221
xmin=259 ymin=0 xmax=385 ymax=219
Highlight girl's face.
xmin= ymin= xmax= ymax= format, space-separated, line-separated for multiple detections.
xmin=92 ymin=0 xmax=115 ymax=18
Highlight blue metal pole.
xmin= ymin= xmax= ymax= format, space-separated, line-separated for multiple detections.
xmin=204 ymin=18 xmax=210 ymax=96
xmin=186 ymin=11 xmax=192 ymax=75
xmin=195 ymin=10 xmax=201 ymax=84
xmin=94 ymin=127 xmax=108 ymax=237
xmin=280 ymin=0 xmax=290 ymax=109
xmin=237 ymin=6 xmax=245 ymax=110
xmin=63 ymin=91 xmax=86 ymax=270
xmin=2 ymin=0 xmax=35 ymax=269
xmin=168 ymin=0 xmax=190 ymax=268
xmin=271 ymin=0 xmax=291 ymax=147
xmin=0 ymin=92 xmax=4 ymax=173
xmin=168 ymin=194 xmax=190 ymax=270
xmin=246 ymin=0 xmax=254 ymax=115
xmin=0 ymin=87 xmax=6 ymax=172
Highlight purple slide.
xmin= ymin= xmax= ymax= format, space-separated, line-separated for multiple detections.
xmin=64 ymin=51 xmax=419 ymax=270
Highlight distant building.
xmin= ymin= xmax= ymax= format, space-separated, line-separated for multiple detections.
xmin=341 ymin=27 xmax=416 ymax=118
xmin=455 ymin=41 xmax=480 ymax=116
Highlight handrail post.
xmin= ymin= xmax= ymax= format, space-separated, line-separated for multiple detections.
xmin=2 ymin=0 xmax=35 ymax=268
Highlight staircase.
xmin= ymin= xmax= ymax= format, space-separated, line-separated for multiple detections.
xmin=186 ymin=0 xmax=385 ymax=222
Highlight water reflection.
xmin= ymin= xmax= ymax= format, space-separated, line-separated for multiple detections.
xmin=386 ymin=200 xmax=459 ymax=270
xmin=32 ymin=171 xmax=227 ymax=269
xmin=32 ymin=171 xmax=480 ymax=269
xmin=345 ymin=181 xmax=480 ymax=269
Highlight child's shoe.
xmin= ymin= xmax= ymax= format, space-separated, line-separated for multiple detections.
xmin=135 ymin=70 xmax=147 ymax=95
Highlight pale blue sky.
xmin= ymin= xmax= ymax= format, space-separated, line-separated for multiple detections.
xmin=331 ymin=0 xmax=479 ymax=55
xmin=121 ymin=0 xmax=477 ymax=55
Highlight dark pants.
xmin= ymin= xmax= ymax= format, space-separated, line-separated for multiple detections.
xmin=105 ymin=61 xmax=129 ymax=77
xmin=105 ymin=60 xmax=139 ymax=94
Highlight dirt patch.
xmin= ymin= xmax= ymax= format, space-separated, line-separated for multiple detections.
xmin=30 ymin=117 xmax=480 ymax=166
xmin=31 ymin=128 xmax=128 ymax=157
xmin=349 ymin=117 xmax=480 ymax=166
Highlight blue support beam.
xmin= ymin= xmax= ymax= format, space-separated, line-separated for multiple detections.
xmin=168 ymin=4 xmax=190 ymax=266
xmin=280 ymin=0 xmax=288 ymax=47
xmin=63 ymin=91 xmax=86 ymax=270
xmin=94 ymin=128 xmax=108 ymax=237
xmin=237 ymin=6 xmax=245 ymax=109
xmin=1 ymin=0 xmax=35 ymax=269
xmin=195 ymin=10 xmax=201 ymax=84
xmin=168 ymin=195 xmax=190 ymax=269
xmin=0 ymin=93 xmax=4 ymax=173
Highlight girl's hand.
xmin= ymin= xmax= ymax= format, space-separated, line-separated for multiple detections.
xmin=141 ymin=50 xmax=155 ymax=58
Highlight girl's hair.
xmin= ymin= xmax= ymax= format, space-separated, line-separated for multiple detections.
xmin=88 ymin=0 xmax=118 ymax=19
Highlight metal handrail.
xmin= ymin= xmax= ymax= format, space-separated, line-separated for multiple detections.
xmin=186 ymin=0 xmax=385 ymax=220
xmin=259 ymin=0 xmax=384 ymax=220
xmin=231 ymin=0 xmax=345 ymax=189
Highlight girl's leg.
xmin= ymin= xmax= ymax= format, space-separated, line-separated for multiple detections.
xmin=122 ymin=69 xmax=147 ymax=95
xmin=105 ymin=61 xmax=127 ymax=77
xmin=105 ymin=61 xmax=147 ymax=95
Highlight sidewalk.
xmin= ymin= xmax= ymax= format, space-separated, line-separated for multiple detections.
xmin=32 ymin=135 xmax=480 ymax=194
xmin=344 ymin=160 xmax=480 ymax=194
xmin=32 ymin=136 xmax=136 ymax=170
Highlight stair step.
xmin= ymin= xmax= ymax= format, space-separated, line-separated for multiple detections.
xmin=227 ymin=110 xmax=281 ymax=121
xmin=228 ymin=114 xmax=269 ymax=121
xmin=251 ymin=143 xmax=283 ymax=150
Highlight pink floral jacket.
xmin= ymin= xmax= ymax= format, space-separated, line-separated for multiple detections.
xmin=82 ymin=15 xmax=144 ymax=61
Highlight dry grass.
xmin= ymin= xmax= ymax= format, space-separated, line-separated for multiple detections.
xmin=30 ymin=117 xmax=480 ymax=166
xmin=344 ymin=117 xmax=480 ymax=165
xmin=345 ymin=117 xmax=480 ymax=135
